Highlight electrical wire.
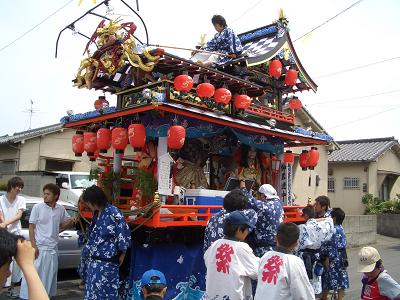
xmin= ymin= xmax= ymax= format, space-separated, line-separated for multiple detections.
xmin=327 ymin=106 xmax=400 ymax=129
xmin=294 ymin=0 xmax=365 ymax=42
xmin=231 ymin=0 xmax=264 ymax=25
xmin=306 ymin=89 xmax=400 ymax=106
xmin=315 ymin=56 xmax=400 ymax=79
xmin=0 ymin=0 xmax=74 ymax=54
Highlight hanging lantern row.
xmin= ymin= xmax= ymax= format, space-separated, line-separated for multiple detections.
xmin=299 ymin=147 xmax=320 ymax=170
xmin=173 ymin=76 xmax=253 ymax=109
xmin=72 ymin=124 xmax=187 ymax=156
xmin=268 ymin=59 xmax=298 ymax=86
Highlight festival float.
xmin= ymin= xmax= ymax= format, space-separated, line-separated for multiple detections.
xmin=57 ymin=1 xmax=334 ymax=298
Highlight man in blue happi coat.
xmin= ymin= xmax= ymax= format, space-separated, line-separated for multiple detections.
xmin=193 ymin=15 xmax=243 ymax=66
xmin=241 ymin=183 xmax=284 ymax=257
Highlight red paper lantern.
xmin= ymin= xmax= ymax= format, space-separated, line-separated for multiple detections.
xmin=214 ymin=88 xmax=232 ymax=104
xmin=308 ymin=147 xmax=320 ymax=170
xmin=72 ymin=131 xmax=84 ymax=157
xmin=167 ymin=125 xmax=186 ymax=150
xmin=111 ymin=127 xmax=128 ymax=154
xmin=196 ymin=83 xmax=215 ymax=98
xmin=289 ymin=97 xmax=302 ymax=110
xmin=299 ymin=150 xmax=310 ymax=171
xmin=128 ymin=124 xmax=146 ymax=149
xmin=173 ymin=75 xmax=193 ymax=92
xmin=234 ymin=95 xmax=252 ymax=109
xmin=285 ymin=68 xmax=298 ymax=86
xmin=269 ymin=59 xmax=282 ymax=78
xmin=97 ymin=128 xmax=111 ymax=153
xmin=83 ymin=132 xmax=97 ymax=156
xmin=94 ymin=96 xmax=109 ymax=111
xmin=283 ymin=150 xmax=294 ymax=165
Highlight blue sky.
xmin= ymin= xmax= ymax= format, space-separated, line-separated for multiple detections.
xmin=0 ymin=0 xmax=399 ymax=141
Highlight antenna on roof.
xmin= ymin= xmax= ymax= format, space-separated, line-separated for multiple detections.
xmin=22 ymin=99 xmax=39 ymax=130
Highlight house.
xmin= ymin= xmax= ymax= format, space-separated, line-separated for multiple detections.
xmin=328 ymin=137 xmax=400 ymax=215
xmin=0 ymin=124 xmax=91 ymax=195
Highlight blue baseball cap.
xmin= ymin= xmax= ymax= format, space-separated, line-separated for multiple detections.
xmin=141 ymin=269 xmax=166 ymax=286
xmin=225 ymin=210 xmax=256 ymax=229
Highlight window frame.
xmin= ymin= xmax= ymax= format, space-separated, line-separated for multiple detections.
xmin=327 ymin=177 xmax=335 ymax=193
xmin=343 ymin=177 xmax=360 ymax=189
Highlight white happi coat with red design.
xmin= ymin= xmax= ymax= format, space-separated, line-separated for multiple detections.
xmin=204 ymin=238 xmax=259 ymax=300
xmin=255 ymin=249 xmax=315 ymax=300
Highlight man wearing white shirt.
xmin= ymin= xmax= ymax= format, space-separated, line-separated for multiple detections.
xmin=19 ymin=183 xmax=75 ymax=300
xmin=0 ymin=177 xmax=26 ymax=298
xmin=204 ymin=210 xmax=259 ymax=300
xmin=255 ymin=222 xmax=315 ymax=300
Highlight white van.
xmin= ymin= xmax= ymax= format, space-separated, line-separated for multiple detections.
xmin=54 ymin=171 xmax=96 ymax=205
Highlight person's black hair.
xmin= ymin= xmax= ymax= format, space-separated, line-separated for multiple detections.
xmin=81 ymin=185 xmax=109 ymax=208
xmin=331 ymin=207 xmax=345 ymax=225
xmin=211 ymin=15 xmax=227 ymax=28
xmin=315 ymin=195 xmax=331 ymax=211
xmin=276 ymin=222 xmax=299 ymax=248
xmin=223 ymin=222 xmax=248 ymax=238
xmin=223 ymin=189 xmax=248 ymax=212
xmin=302 ymin=206 xmax=315 ymax=219
xmin=0 ymin=229 xmax=22 ymax=267
xmin=375 ymin=259 xmax=383 ymax=270
xmin=43 ymin=183 xmax=60 ymax=200
xmin=7 ymin=177 xmax=24 ymax=192
xmin=143 ymin=283 xmax=166 ymax=294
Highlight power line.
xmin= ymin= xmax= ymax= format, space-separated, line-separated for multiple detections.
xmin=306 ymin=89 xmax=400 ymax=106
xmin=316 ymin=56 xmax=400 ymax=79
xmin=0 ymin=0 xmax=74 ymax=54
xmin=231 ymin=0 xmax=264 ymax=25
xmin=327 ymin=106 xmax=400 ymax=129
xmin=294 ymin=0 xmax=364 ymax=42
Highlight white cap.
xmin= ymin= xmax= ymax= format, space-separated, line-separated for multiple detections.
xmin=358 ymin=246 xmax=381 ymax=273
xmin=258 ymin=184 xmax=278 ymax=200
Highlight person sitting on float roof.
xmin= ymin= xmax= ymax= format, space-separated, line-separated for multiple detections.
xmin=193 ymin=15 xmax=243 ymax=66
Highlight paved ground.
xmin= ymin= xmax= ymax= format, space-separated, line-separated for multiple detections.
xmin=1 ymin=234 xmax=399 ymax=300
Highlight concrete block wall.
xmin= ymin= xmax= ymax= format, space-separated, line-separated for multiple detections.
xmin=377 ymin=214 xmax=400 ymax=238
xmin=343 ymin=215 xmax=377 ymax=248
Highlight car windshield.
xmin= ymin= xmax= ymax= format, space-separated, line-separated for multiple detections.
xmin=70 ymin=175 xmax=96 ymax=189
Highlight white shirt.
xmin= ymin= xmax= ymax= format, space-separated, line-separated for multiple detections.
xmin=0 ymin=194 xmax=26 ymax=234
xmin=29 ymin=202 xmax=69 ymax=250
xmin=204 ymin=238 xmax=259 ymax=300
xmin=254 ymin=250 xmax=315 ymax=300
xmin=296 ymin=218 xmax=334 ymax=251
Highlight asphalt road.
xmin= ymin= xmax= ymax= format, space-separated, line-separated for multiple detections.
xmin=1 ymin=235 xmax=399 ymax=300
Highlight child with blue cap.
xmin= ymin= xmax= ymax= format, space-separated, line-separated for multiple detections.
xmin=141 ymin=269 xmax=167 ymax=300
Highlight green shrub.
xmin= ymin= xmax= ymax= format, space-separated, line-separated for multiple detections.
xmin=362 ymin=193 xmax=400 ymax=214
xmin=0 ymin=182 xmax=7 ymax=191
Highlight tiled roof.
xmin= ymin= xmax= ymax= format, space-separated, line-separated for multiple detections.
xmin=328 ymin=137 xmax=399 ymax=162
xmin=0 ymin=124 xmax=63 ymax=145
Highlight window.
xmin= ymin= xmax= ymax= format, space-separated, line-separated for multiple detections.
xmin=343 ymin=177 xmax=360 ymax=189
xmin=45 ymin=159 xmax=73 ymax=171
xmin=0 ymin=160 xmax=16 ymax=174
xmin=328 ymin=177 xmax=335 ymax=192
